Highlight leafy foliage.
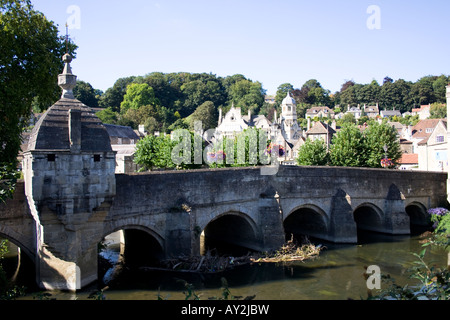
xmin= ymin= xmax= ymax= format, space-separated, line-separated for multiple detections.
xmin=0 ymin=239 xmax=26 ymax=300
xmin=134 ymin=127 xmax=271 ymax=171
xmin=296 ymin=139 xmax=329 ymax=166
xmin=363 ymin=121 xmax=402 ymax=168
xmin=329 ymin=123 xmax=367 ymax=167
xmin=297 ymin=121 xmax=402 ymax=169
xmin=0 ymin=0 xmax=76 ymax=202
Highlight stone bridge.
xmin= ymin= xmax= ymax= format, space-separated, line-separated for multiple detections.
xmin=0 ymin=166 xmax=447 ymax=291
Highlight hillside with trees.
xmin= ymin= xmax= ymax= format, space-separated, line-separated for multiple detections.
xmin=65 ymin=73 xmax=449 ymax=135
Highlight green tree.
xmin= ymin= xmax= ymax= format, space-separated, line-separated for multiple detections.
xmin=180 ymin=75 xmax=226 ymax=117
xmin=308 ymin=87 xmax=331 ymax=106
xmin=120 ymin=83 xmax=160 ymax=114
xmin=379 ymin=79 xmax=413 ymax=112
xmin=296 ymin=139 xmax=329 ymax=166
xmin=73 ymin=80 xmax=99 ymax=108
xmin=99 ymin=76 xmax=136 ymax=112
xmin=206 ymin=128 xmax=268 ymax=168
xmin=96 ymin=107 xmax=118 ymax=124
xmin=228 ymin=79 xmax=265 ymax=115
xmin=275 ymin=83 xmax=294 ymax=106
xmin=363 ymin=121 xmax=402 ymax=168
xmin=143 ymin=72 xmax=183 ymax=112
xmin=340 ymin=84 xmax=361 ymax=107
xmin=0 ymin=0 xmax=76 ymax=202
xmin=168 ymin=118 xmax=189 ymax=132
xmin=357 ymin=80 xmax=380 ymax=105
xmin=340 ymin=112 xmax=356 ymax=125
xmin=189 ymin=101 xmax=217 ymax=131
xmin=432 ymin=75 xmax=450 ymax=103
xmin=329 ymin=123 xmax=366 ymax=167
xmin=410 ymin=76 xmax=436 ymax=106
xmin=429 ymin=103 xmax=447 ymax=119
xmin=134 ymin=134 xmax=175 ymax=171
xmin=144 ymin=117 xmax=159 ymax=134
xmin=123 ymin=104 xmax=158 ymax=129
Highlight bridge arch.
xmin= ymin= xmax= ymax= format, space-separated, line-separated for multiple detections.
xmin=0 ymin=229 xmax=35 ymax=261
xmin=405 ymin=201 xmax=431 ymax=234
xmin=0 ymin=231 xmax=36 ymax=289
xmin=283 ymin=204 xmax=329 ymax=242
xmin=353 ymin=203 xmax=384 ymax=233
xmin=200 ymin=211 xmax=261 ymax=255
xmin=100 ymin=225 xmax=165 ymax=267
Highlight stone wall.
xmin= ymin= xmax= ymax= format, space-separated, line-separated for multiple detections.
xmin=0 ymin=165 xmax=447 ymax=290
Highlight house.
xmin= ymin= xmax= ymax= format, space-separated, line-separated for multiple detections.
xmin=215 ymin=105 xmax=273 ymax=140
xmin=243 ymin=113 xmax=272 ymax=132
xmin=412 ymin=104 xmax=431 ymax=120
xmin=410 ymin=119 xmax=444 ymax=153
xmin=416 ymin=119 xmax=447 ymax=172
xmin=380 ymin=109 xmax=402 ymax=118
xmin=400 ymin=139 xmax=414 ymax=154
xmin=305 ymin=121 xmax=336 ymax=149
xmin=102 ymin=124 xmax=143 ymax=173
xmin=104 ymin=124 xmax=140 ymax=145
xmin=363 ymin=104 xmax=379 ymax=118
xmin=215 ymin=104 xmax=250 ymax=139
xmin=305 ymin=106 xmax=335 ymax=119
xmin=398 ymin=153 xmax=419 ymax=170
xmin=346 ymin=106 xmax=362 ymax=119
xmin=387 ymin=121 xmax=403 ymax=136
xmin=292 ymin=136 xmax=306 ymax=161
xmin=112 ymin=144 xmax=140 ymax=174
xmin=214 ymin=92 xmax=303 ymax=164
xmin=264 ymin=95 xmax=276 ymax=104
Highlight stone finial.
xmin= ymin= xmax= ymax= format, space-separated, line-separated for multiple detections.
xmin=58 ymin=53 xmax=77 ymax=99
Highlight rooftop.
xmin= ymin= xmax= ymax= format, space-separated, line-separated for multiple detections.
xmin=26 ymin=54 xmax=112 ymax=153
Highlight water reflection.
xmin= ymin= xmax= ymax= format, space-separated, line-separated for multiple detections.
xmin=8 ymin=231 xmax=447 ymax=300
xmin=87 ymin=231 xmax=447 ymax=300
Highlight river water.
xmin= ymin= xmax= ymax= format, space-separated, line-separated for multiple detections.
xmin=10 ymin=231 xmax=446 ymax=301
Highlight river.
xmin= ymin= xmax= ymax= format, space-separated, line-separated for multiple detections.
xmin=7 ymin=230 xmax=447 ymax=301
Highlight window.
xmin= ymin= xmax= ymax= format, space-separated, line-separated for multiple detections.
xmin=47 ymin=154 xmax=56 ymax=162
xmin=436 ymin=135 xmax=444 ymax=143
xmin=94 ymin=154 xmax=101 ymax=162
xmin=426 ymin=128 xmax=433 ymax=133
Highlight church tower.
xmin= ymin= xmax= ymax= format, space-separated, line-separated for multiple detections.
xmin=280 ymin=91 xmax=300 ymax=140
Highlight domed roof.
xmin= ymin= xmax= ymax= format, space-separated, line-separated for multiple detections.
xmin=26 ymin=53 xmax=112 ymax=153
xmin=27 ymin=98 xmax=112 ymax=152
xmin=282 ymin=92 xmax=296 ymax=106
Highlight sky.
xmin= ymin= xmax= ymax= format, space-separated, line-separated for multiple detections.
xmin=31 ymin=0 xmax=450 ymax=95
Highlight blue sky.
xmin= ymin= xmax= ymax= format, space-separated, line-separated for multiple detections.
xmin=32 ymin=0 xmax=450 ymax=95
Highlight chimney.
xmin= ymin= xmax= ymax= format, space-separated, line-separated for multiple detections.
xmin=218 ymin=107 xmax=222 ymax=126
xmin=274 ymin=109 xmax=277 ymax=123
xmin=307 ymin=117 xmax=311 ymax=131
xmin=139 ymin=124 xmax=146 ymax=135
xmin=248 ymin=109 xmax=251 ymax=121
xmin=69 ymin=109 xmax=81 ymax=153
